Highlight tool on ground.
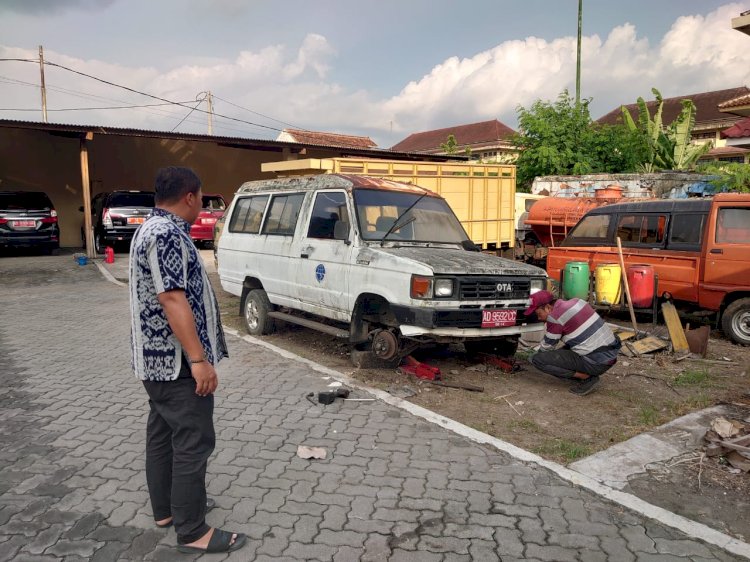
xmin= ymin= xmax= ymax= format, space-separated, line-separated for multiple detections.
xmin=616 ymin=236 xmax=638 ymax=334
xmin=425 ymin=379 xmax=484 ymax=392
xmin=307 ymin=387 xmax=351 ymax=406
xmin=398 ymin=355 xmax=441 ymax=381
xmin=478 ymin=353 xmax=522 ymax=373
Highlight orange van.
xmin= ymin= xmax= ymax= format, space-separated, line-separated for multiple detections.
xmin=546 ymin=194 xmax=750 ymax=345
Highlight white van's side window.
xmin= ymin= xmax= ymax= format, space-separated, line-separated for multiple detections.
xmin=228 ymin=195 xmax=268 ymax=234
xmin=307 ymin=192 xmax=349 ymax=239
xmin=263 ymin=193 xmax=305 ymax=236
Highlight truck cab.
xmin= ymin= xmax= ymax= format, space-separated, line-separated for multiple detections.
xmin=217 ymin=174 xmax=547 ymax=364
xmin=546 ymin=194 xmax=750 ymax=345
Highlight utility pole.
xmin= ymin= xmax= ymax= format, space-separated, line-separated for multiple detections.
xmin=206 ymin=91 xmax=214 ymax=135
xmin=576 ymin=0 xmax=582 ymax=107
xmin=38 ymin=45 xmax=48 ymax=122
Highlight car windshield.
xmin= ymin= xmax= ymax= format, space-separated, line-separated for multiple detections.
xmin=354 ymin=189 xmax=468 ymax=244
xmin=202 ymin=196 xmax=226 ymax=211
xmin=109 ymin=192 xmax=155 ymax=207
xmin=0 ymin=192 xmax=52 ymax=211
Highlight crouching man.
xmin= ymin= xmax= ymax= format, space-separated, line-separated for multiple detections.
xmin=524 ymin=290 xmax=621 ymax=396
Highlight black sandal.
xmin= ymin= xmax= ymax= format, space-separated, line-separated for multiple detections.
xmin=176 ymin=528 xmax=247 ymax=553
xmin=155 ymin=497 xmax=216 ymax=528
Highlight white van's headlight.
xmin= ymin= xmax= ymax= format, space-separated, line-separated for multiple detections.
xmin=434 ymin=279 xmax=454 ymax=297
xmin=530 ymin=278 xmax=546 ymax=294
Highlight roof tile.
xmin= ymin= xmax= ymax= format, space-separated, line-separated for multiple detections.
xmin=281 ymin=128 xmax=377 ymax=149
xmin=391 ymin=119 xmax=516 ymax=152
xmin=596 ymin=87 xmax=750 ymax=126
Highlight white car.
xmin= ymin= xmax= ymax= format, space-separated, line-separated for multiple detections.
xmin=217 ymin=174 xmax=547 ymax=365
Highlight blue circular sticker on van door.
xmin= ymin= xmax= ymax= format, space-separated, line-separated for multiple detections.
xmin=315 ymin=264 xmax=326 ymax=283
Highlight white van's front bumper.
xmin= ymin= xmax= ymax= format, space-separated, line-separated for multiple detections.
xmin=399 ymin=323 xmax=544 ymax=338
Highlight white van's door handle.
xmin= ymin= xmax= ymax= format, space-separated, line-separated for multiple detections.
xmin=301 ymin=245 xmax=313 ymax=258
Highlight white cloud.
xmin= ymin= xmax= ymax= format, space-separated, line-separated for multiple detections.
xmin=1 ymin=3 xmax=748 ymax=146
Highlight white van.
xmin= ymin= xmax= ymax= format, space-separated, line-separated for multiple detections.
xmin=217 ymin=174 xmax=547 ymax=365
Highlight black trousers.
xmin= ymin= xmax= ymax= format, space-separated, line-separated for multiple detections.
xmin=142 ymin=361 xmax=215 ymax=545
xmin=531 ymin=348 xmax=617 ymax=380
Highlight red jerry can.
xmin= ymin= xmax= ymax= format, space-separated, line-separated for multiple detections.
xmin=627 ymin=264 xmax=655 ymax=308
xmin=104 ymin=246 xmax=115 ymax=264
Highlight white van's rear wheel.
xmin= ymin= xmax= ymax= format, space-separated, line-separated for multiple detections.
xmin=243 ymin=289 xmax=275 ymax=335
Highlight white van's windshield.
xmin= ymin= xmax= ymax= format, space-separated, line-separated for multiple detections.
xmin=354 ymin=189 xmax=468 ymax=244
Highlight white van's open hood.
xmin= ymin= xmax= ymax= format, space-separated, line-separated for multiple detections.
xmin=375 ymin=247 xmax=546 ymax=276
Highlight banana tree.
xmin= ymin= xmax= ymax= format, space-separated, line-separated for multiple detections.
xmin=621 ymin=88 xmax=709 ymax=171
xmin=669 ymin=99 xmax=711 ymax=169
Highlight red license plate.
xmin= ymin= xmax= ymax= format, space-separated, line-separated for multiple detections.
xmin=11 ymin=220 xmax=36 ymax=228
xmin=481 ymin=309 xmax=517 ymax=328
xmin=127 ymin=217 xmax=145 ymax=225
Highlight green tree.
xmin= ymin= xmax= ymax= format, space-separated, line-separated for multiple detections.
xmin=440 ymin=134 xmax=458 ymax=154
xmin=697 ymin=162 xmax=750 ymax=193
xmin=512 ymin=90 xmax=645 ymax=189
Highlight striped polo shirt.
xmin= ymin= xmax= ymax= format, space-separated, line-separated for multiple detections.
xmin=539 ymin=298 xmax=617 ymax=355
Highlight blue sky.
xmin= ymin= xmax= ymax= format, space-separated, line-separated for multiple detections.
xmin=1 ymin=1 xmax=748 ymax=146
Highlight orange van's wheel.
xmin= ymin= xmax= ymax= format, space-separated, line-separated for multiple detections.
xmin=722 ymin=298 xmax=750 ymax=346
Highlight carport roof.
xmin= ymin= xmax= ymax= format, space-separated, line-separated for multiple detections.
xmin=0 ymin=119 xmax=465 ymax=162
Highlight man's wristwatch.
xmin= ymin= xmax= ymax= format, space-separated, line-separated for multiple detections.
xmin=189 ymin=356 xmax=206 ymax=364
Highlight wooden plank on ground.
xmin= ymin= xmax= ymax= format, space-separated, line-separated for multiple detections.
xmin=615 ymin=330 xmax=637 ymax=341
xmin=661 ymin=302 xmax=690 ymax=353
xmin=628 ymin=336 xmax=669 ymax=355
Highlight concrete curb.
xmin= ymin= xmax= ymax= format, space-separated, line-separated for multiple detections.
xmin=225 ymin=327 xmax=750 ymax=561
xmin=94 ymin=261 xmax=127 ymax=287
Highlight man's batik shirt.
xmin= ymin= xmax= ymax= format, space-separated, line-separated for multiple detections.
xmin=129 ymin=207 xmax=227 ymax=381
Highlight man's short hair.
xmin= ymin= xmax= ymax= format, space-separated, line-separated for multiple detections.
xmin=154 ymin=167 xmax=201 ymax=205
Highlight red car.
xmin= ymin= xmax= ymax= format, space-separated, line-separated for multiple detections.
xmin=191 ymin=194 xmax=226 ymax=248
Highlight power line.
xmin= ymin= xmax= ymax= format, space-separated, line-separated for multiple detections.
xmin=0 ymin=101 xmax=197 ymax=112
xmin=211 ymin=94 xmax=301 ymax=130
xmin=172 ymin=94 xmax=206 ymax=132
xmin=0 ymin=58 xmax=286 ymax=137
xmin=41 ymin=59 xmax=283 ymax=132
xmin=0 ymin=73 xmax=220 ymax=129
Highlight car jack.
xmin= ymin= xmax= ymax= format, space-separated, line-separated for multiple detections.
xmin=477 ymin=353 xmax=522 ymax=373
xmin=397 ymin=355 xmax=442 ymax=381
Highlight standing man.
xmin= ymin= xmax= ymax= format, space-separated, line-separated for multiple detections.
xmin=524 ymin=290 xmax=621 ymax=396
xmin=129 ymin=167 xmax=246 ymax=554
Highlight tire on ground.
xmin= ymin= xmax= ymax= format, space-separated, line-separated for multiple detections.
xmin=243 ymin=289 xmax=275 ymax=336
xmin=721 ymin=297 xmax=750 ymax=346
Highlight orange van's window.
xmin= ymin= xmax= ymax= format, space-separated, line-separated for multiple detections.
xmin=568 ymin=215 xmax=610 ymax=239
xmin=617 ymin=214 xmax=666 ymax=245
xmin=669 ymin=214 xmax=705 ymax=245
xmin=716 ymin=208 xmax=750 ymax=244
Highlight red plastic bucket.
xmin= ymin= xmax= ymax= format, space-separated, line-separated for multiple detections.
xmin=627 ymin=264 xmax=655 ymax=308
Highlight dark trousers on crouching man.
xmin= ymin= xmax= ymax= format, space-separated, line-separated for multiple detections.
xmin=142 ymin=361 xmax=215 ymax=545
xmin=530 ymin=338 xmax=621 ymax=380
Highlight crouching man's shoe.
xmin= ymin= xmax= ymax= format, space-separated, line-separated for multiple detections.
xmin=569 ymin=375 xmax=600 ymax=396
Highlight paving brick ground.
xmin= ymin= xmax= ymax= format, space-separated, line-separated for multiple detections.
xmin=0 ymin=255 xmax=744 ymax=561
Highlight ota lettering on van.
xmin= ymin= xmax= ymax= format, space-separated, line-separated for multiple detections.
xmin=315 ymin=264 xmax=326 ymax=282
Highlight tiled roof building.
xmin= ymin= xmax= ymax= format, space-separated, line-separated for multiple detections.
xmin=391 ymin=119 xmax=517 ymax=162
xmin=277 ymin=128 xmax=377 ymax=149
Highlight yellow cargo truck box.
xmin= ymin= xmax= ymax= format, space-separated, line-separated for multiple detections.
xmin=262 ymin=158 xmax=516 ymax=250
